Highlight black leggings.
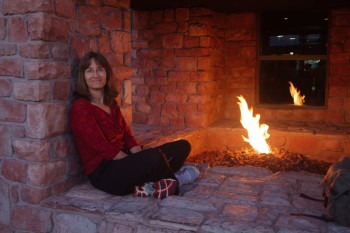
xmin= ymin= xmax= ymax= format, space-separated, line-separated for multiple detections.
xmin=88 ymin=139 xmax=191 ymax=195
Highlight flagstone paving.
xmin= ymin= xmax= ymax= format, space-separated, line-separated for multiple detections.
xmin=43 ymin=164 xmax=350 ymax=233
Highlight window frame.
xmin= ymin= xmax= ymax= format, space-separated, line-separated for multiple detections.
xmin=256 ymin=10 xmax=330 ymax=109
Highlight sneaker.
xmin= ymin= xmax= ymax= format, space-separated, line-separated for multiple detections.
xmin=175 ymin=165 xmax=200 ymax=186
xmin=134 ymin=178 xmax=178 ymax=199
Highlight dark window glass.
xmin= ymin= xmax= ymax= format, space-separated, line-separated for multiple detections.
xmin=260 ymin=60 xmax=326 ymax=106
xmin=259 ymin=10 xmax=328 ymax=107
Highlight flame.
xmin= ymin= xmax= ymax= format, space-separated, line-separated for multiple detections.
xmin=237 ymin=96 xmax=271 ymax=154
xmin=288 ymin=81 xmax=305 ymax=106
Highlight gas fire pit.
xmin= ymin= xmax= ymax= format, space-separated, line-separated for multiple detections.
xmin=188 ymin=147 xmax=332 ymax=175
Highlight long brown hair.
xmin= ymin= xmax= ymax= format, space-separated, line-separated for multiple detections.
xmin=74 ymin=51 xmax=118 ymax=106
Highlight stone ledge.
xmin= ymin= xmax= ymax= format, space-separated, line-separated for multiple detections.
xmin=41 ymin=165 xmax=350 ymax=233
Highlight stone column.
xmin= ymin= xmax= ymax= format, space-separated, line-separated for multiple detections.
xmin=0 ymin=0 xmax=132 ymax=232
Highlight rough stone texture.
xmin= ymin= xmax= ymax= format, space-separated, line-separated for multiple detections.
xmin=1 ymin=0 xmax=54 ymax=15
xmin=0 ymin=179 xmax=10 ymax=226
xmin=41 ymin=162 xmax=350 ymax=233
xmin=13 ymin=81 xmax=50 ymax=101
xmin=11 ymin=206 xmax=52 ymax=232
xmin=24 ymin=60 xmax=70 ymax=80
xmin=0 ymin=124 xmax=11 ymax=156
xmin=27 ymin=160 xmax=67 ymax=186
xmin=12 ymin=138 xmax=50 ymax=162
xmin=27 ymin=103 xmax=68 ymax=139
xmin=0 ymin=100 xmax=26 ymax=123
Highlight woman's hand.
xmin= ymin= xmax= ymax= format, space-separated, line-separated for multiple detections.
xmin=113 ymin=150 xmax=128 ymax=160
xmin=130 ymin=145 xmax=142 ymax=154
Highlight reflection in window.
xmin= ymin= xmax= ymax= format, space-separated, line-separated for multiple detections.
xmin=259 ymin=10 xmax=328 ymax=107
xmin=260 ymin=60 xmax=326 ymax=106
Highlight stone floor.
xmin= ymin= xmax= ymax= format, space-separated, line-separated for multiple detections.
xmin=43 ymin=164 xmax=350 ymax=233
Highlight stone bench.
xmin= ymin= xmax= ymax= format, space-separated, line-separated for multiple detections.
xmin=40 ymin=121 xmax=350 ymax=232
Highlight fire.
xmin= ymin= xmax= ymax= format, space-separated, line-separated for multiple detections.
xmin=237 ymin=96 xmax=271 ymax=154
xmin=288 ymin=81 xmax=305 ymax=106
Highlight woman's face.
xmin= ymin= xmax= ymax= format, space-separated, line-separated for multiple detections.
xmin=84 ymin=58 xmax=107 ymax=92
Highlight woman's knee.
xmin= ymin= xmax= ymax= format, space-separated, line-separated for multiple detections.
xmin=177 ymin=139 xmax=191 ymax=154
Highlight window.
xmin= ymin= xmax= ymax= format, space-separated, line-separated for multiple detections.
xmin=258 ymin=10 xmax=328 ymax=107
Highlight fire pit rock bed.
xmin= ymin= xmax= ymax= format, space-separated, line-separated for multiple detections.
xmin=188 ymin=147 xmax=332 ymax=175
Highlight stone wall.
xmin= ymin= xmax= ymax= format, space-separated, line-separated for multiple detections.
xmin=132 ymin=8 xmax=350 ymax=126
xmin=0 ymin=0 xmax=132 ymax=232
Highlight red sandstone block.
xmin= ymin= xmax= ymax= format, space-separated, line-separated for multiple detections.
xmin=189 ymin=24 xmax=209 ymax=36
xmin=28 ymin=161 xmax=66 ymax=186
xmin=133 ymin=112 xmax=148 ymax=124
xmin=13 ymin=81 xmax=50 ymax=101
xmin=161 ymin=104 xmax=178 ymax=117
xmin=19 ymin=42 xmax=49 ymax=59
xmin=331 ymin=64 xmax=350 ymax=75
xmin=329 ymin=86 xmax=348 ymax=97
xmin=226 ymin=29 xmax=256 ymax=41
xmin=21 ymin=186 xmax=52 ymax=204
xmin=0 ymin=125 xmax=11 ymax=156
xmin=52 ymin=136 xmax=76 ymax=157
xmin=11 ymin=206 xmax=52 ymax=232
xmin=138 ymin=29 xmax=157 ymax=42
xmin=200 ymin=36 xmax=211 ymax=47
xmin=184 ymin=36 xmax=199 ymax=48
xmin=132 ymin=11 xmax=150 ymax=29
xmin=0 ymin=44 xmax=16 ymax=56
xmin=164 ymin=9 xmax=175 ymax=22
xmin=133 ymin=41 xmax=148 ymax=50
xmin=176 ymin=8 xmax=190 ymax=21
xmin=150 ymin=10 xmax=163 ymax=22
xmin=114 ymin=66 xmax=132 ymax=79
xmin=168 ymin=117 xmax=186 ymax=127
xmin=333 ymin=14 xmax=350 ymax=26
xmin=53 ymin=80 xmax=70 ymax=100
xmin=135 ymin=102 xmax=151 ymax=113
xmin=330 ymin=27 xmax=350 ymax=40
xmin=103 ymin=0 xmax=130 ymax=8
xmin=162 ymin=34 xmax=183 ymax=48
xmin=178 ymin=22 xmax=189 ymax=33
xmin=71 ymin=37 xmax=97 ymax=59
xmin=190 ymin=48 xmax=210 ymax=56
xmin=0 ymin=58 xmax=22 ymax=77
xmin=155 ymin=23 xmax=177 ymax=34
xmin=76 ymin=5 xmax=100 ymax=36
xmin=7 ymin=16 xmax=28 ymax=42
xmin=241 ymin=47 xmax=256 ymax=59
xmin=27 ymin=103 xmax=68 ymax=139
xmin=25 ymin=61 xmax=70 ymax=80
xmin=149 ymin=93 xmax=164 ymax=104
xmin=160 ymin=84 xmax=176 ymax=93
xmin=189 ymin=71 xmax=210 ymax=82
xmin=28 ymin=14 xmax=69 ymax=42
xmin=165 ymin=93 xmax=188 ymax=103
xmin=0 ymin=79 xmax=11 ymax=97
xmin=160 ymin=57 xmax=175 ymax=69
xmin=111 ymin=31 xmax=131 ymax=53
xmin=0 ymin=100 xmax=26 ymax=123
xmin=197 ymin=82 xmax=212 ymax=95
xmin=329 ymin=53 xmax=350 ymax=64
xmin=176 ymin=82 xmax=197 ymax=94
xmin=13 ymin=138 xmax=50 ymax=162
xmin=168 ymin=71 xmax=190 ymax=82
xmin=2 ymin=0 xmax=54 ymax=14
xmin=177 ymin=103 xmax=197 ymax=113
xmin=189 ymin=95 xmax=211 ymax=104
xmin=0 ymin=18 xmax=5 ymax=40
xmin=1 ymin=159 xmax=27 ymax=183
xmin=176 ymin=57 xmax=197 ymax=71
xmin=186 ymin=113 xmax=208 ymax=127
xmin=289 ymin=134 xmax=320 ymax=156
xmin=123 ymin=10 xmax=131 ymax=32
xmin=227 ymin=13 xmax=255 ymax=28
xmin=54 ymin=0 xmax=75 ymax=19
xmin=51 ymin=43 xmax=69 ymax=61
xmin=101 ymin=6 xmax=122 ymax=30
xmin=175 ymin=49 xmax=192 ymax=57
